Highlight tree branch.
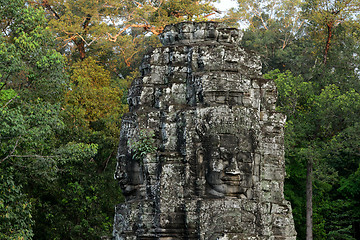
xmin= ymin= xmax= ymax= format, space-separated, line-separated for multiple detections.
xmin=107 ymin=25 xmax=131 ymax=42
xmin=1 ymin=93 xmax=19 ymax=109
xmin=0 ymin=136 xmax=21 ymax=164
xmin=9 ymin=155 xmax=55 ymax=158
xmin=101 ymin=151 xmax=114 ymax=172
xmin=0 ymin=82 xmax=6 ymax=92
xmin=27 ymin=0 xmax=61 ymax=19
xmin=250 ymin=3 xmax=268 ymax=30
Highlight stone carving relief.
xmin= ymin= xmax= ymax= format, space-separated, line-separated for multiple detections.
xmin=113 ymin=22 xmax=296 ymax=240
xmin=194 ymin=108 xmax=257 ymax=199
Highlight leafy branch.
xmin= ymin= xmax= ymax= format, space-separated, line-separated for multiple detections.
xmin=128 ymin=129 xmax=157 ymax=161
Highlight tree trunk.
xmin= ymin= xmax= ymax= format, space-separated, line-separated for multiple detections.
xmin=77 ymin=40 xmax=86 ymax=61
xmin=323 ymin=16 xmax=339 ymax=64
xmin=306 ymin=158 xmax=313 ymax=240
xmin=73 ymin=14 xmax=91 ymax=61
xmin=323 ymin=22 xmax=333 ymax=65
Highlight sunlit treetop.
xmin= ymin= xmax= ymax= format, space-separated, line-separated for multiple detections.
xmin=29 ymin=0 xmax=219 ymax=60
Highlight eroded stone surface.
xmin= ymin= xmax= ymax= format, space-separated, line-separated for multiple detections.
xmin=113 ymin=21 xmax=296 ymax=240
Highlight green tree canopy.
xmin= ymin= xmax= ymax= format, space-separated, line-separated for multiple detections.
xmin=0 ymin=0 xmax=66 ymax=103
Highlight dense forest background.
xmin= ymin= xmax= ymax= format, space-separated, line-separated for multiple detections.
xmin=0 ymin=0 xmax=359 ymax=239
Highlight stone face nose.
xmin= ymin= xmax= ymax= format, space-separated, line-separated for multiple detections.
xmin=225 ymin=157 xmax=241 ymax=175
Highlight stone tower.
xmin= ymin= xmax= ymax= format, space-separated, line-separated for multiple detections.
xmin=113 ymin=22 xmax=296 ymax=240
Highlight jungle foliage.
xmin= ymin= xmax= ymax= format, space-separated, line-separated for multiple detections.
xmin=0 ymin=0 xmax=359 ymax=239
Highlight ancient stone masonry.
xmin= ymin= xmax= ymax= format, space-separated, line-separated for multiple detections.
xmin=113 ymin=22 xmax=296 ymax=240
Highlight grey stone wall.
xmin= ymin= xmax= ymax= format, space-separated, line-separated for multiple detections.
xmin=113 ymin=22 xmax=296 ymax=240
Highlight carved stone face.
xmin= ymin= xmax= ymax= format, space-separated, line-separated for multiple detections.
xmin=124 ymin=156 xmax=144 ymax=195
xmin=115 ymin=153 xmax=144 ymax=198
xmin=204 ymin=134 xmax=253 ymax=198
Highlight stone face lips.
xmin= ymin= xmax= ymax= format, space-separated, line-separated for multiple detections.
xmin=113 ymin=22 xmax=296 ymax=240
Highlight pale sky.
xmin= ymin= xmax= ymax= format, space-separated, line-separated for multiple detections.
xmin=212 ymin=0 xmax=247 ymax=28
xmin=213 ymin=0 xmax=238 ymax=13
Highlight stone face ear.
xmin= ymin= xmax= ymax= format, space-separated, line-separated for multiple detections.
xmin=113 ymin=22 xmax=296 ymax=239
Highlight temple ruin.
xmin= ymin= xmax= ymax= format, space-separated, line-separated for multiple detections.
xmin=113 ymin=21 xmax=296 ymax=240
